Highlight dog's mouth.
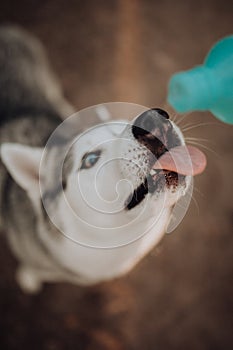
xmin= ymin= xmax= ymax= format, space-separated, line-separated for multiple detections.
xmin=125 ymin=144 xmax=207 ymax=210
xmin=126 ymin=169 xmax=184 ymax=210
xmin=125 ymin=109 xmax=206 ymax=210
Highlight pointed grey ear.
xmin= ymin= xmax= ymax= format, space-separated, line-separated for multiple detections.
xmin=0 ymin=143 xmax=44 ymax=194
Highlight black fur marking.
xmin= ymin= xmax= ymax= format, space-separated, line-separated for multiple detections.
xmin=0 ymin=107 xmax=62 ymax=128
xmin=126 ymin=179 xmax=148 ymax=210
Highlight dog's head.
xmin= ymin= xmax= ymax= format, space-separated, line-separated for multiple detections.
xmin=1 ymin=106 xmax=206 ymax=248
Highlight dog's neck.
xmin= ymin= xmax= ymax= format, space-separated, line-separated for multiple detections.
xmin=37 ymin=194 xmax=171 ymax=283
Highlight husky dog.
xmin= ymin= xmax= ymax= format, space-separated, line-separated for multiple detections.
xmin=0 ymin=27 xmax=206 ymax=293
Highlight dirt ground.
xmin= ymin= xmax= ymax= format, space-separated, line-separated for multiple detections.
xmin=0 ymin=1 xmax=232 ymax=349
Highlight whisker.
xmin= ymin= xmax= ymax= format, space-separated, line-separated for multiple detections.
xmin=186 ymin=140 xmax=219 ymax=157
xmin=160 ymin=101 xmax=192 ymax=126
xmin=182 ymin=121 xmax=219 ymax=132
xmin=170 ymin=112 xmax=178 ymax=123
xmin=175 ymin=112 xmax=192 ymax=126
xmin=160 ymin=102 xmax=180 ymax=124
xmin=185 ymin=137 xmax=211 ymax=142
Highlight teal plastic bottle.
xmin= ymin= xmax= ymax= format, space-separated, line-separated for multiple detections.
xmin=167 ymin=35 xmax=233 ymax=124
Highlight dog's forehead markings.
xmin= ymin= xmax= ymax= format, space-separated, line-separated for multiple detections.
xmin=96 ymin=105 xmax=111 ymax=122
xmin=73 ymin=126 xmax=116 ymax=154
xmin=94 ymin=105 xmax=128 ymax=137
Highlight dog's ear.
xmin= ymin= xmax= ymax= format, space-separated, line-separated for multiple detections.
xmin=0 ymin=143 xmax=43 ymax=194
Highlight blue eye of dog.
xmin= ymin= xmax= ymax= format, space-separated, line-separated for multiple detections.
xmin=80 ymin=150 xmax=101 ymax=170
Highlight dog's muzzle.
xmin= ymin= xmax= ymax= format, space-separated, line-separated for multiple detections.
xmin=132 ymin=108 xmax=181 ymax=159
xmin=125 ymin=108 xmax=185 ymax=210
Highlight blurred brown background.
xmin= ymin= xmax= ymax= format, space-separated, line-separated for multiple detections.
xmin=0 ymin=0 xmax=232 ymax=349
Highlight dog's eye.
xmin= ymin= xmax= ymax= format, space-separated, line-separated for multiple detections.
xmin=80 ymin=150 xmax=101 ymax=170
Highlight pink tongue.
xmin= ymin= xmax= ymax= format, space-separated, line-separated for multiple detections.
xmin=152 ymin=145 xmax=207 ymax=176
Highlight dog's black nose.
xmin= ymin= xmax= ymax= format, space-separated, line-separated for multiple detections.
xmin=132 ymin=108 xmax=173 ymax=158
xmin=132 ymin=108 xmax=171 ymax=139
xmin=151 ymin=108 xmax=169 ymax=119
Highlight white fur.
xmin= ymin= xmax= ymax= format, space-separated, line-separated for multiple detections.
xmin=1 ymin=119 xmax=189 ymax=291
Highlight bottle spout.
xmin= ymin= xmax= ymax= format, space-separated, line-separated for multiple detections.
xmin=168 ymin=66 xmax=215 ymax=113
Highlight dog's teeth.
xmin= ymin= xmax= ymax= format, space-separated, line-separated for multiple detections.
xmin=150 ymin=169 xmax=156 ymax=176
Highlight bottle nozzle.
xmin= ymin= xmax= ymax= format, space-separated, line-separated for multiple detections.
xmin=168 ymin=66 xmax=214 ymax=113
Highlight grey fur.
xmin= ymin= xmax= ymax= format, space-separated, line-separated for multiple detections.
xmin=0 ymin=26 xmax=64 ymax=228
xmin=0 ymin=26 xmax=89 ymax=289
